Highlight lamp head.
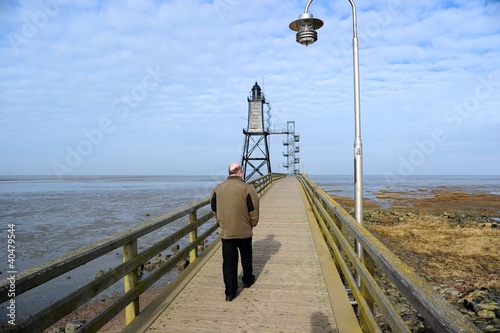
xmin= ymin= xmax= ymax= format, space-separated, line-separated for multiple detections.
xmin=289 ymin=12 xmax=324 ymax=46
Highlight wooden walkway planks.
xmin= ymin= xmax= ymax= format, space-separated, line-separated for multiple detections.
xmin=122 ymin=177 xmax=361 ymax=333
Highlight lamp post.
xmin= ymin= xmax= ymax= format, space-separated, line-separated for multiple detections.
xmin=289 ymin=0 xmax=364 ymax=278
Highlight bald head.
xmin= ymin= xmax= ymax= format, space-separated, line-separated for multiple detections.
xmin=228 ymin=163 xmax=243 ymax=178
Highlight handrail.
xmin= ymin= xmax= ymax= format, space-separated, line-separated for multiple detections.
xmin=297 ymin=174 xmax=481 ymax=333
xmin=0 ymin=173 xmax=285 ymax=333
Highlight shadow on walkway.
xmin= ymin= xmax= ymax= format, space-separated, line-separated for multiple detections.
xmin=251 ymin=234 xmax=281 ymax=281
xmin=310 ymin=311 xmax=337 ymax=333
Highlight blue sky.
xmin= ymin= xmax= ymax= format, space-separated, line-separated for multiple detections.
xmin=1 ymin=0 xmax=499 ymax=177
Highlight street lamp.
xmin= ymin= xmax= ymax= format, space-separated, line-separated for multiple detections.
xmin=290 ymin=0 xmax=364 ymax=274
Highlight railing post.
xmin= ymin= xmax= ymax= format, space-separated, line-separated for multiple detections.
xmin=189 ymin=211 xmax=198 ymax=263
xmin=356 ymin=245 xmax=375 ymax=332
xmin=123 ymin=240 xmax=139 ymax=325
xmin=361 ymin=249 xmax=375 ymax=309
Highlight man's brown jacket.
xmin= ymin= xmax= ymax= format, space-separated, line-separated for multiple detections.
xmin=210 ymin=176 xmax=260 ymax=239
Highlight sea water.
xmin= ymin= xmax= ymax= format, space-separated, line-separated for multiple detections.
xmin=0 ymin=174 xmax=499 ymax=321
xmin=0 ymin=175 xmax=225 ymax=321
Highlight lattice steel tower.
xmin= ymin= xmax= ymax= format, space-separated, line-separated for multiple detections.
xmin=283 ymin=121 xmax=300 ymax=175
xmin=241 ymin=82 xmax=271 ymax=181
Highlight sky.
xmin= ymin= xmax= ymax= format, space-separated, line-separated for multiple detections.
xmin=1 ymin=0 xmax=499 ymax=177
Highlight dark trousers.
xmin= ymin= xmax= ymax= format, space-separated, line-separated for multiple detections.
xmin=221 ymin=237 xmax=254 ymax=297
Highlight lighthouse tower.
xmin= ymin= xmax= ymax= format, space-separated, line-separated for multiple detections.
xmin=241 ymin=82 xmax=271 ymax=181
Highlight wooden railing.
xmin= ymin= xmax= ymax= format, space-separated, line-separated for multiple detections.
xmin=297 ymin=174 xmax=481 ymax=333
xmin=0 ymin=173 xmax=285 ymax=333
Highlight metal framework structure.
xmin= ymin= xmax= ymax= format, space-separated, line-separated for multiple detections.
xmin=241 ymin=82 xmax=272 ymax=181
xmin=282 ymin=121 xmax=300 ymax=175
xmin=241 ymin=82 xmax=301 ymax=180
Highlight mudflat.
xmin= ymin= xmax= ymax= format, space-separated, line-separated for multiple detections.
xmin=334 ymin=189 xmax=500 ymax=331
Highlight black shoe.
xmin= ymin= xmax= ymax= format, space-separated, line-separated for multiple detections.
xmin=243 ymin=276 xmax=256 ymax=288
xmin=225 ymin=295 xmax=235 ymax=302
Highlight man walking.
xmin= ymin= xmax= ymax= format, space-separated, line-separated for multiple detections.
xmin=210 ymin=162 xmax=260 ymax=301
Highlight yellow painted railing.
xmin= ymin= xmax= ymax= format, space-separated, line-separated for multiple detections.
xmin=0 ymin=173 xmax=285 ymax=333
xmin=297 ymin=174 xmax=481 ymax=333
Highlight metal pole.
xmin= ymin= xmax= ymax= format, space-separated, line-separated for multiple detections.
xmin=294 ymin=0 xmax=364 ymax=285
xmin=304 ymin=0 xmax=315 ymax=12
xmin=347 ymin=0 xmax=364 ymax=288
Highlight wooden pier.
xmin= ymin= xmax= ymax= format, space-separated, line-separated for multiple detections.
xmin=122 ymin=177 xmax=361 ymax=333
